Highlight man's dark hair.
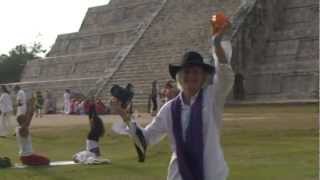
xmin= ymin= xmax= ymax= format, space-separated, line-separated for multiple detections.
xmin=110 ymin=84 xmax=134 ymax=108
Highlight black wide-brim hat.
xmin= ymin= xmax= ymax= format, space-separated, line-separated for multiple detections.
xmin=169 ymin=51 xmax=215 ymax=80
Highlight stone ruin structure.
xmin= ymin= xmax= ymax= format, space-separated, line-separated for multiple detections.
xmin=16 ymin=0 xmax=319 ymax=109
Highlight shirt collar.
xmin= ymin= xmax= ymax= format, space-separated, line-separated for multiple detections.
xmin=179 ymin=90 xmax=200 ymax=107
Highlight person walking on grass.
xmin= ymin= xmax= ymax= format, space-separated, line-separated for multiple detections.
xmin=64 ymin=89 xmax=71 ymax=114
xmin=0 ymin=85 xmax=13 ymax=137
xmin=34 ymin=91 xmax=44 ymax=118
xmin=111 ymin=13 xmax=234 ymax=180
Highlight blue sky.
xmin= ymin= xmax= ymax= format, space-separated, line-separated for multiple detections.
xmin=0 ymin=0 xmax=110 ymax=55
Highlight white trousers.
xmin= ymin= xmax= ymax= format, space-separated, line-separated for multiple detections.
xmin=0 ymin=112 xmax=12 ymax=136
xmin=64 ymin=101 xmax=70 ymax=114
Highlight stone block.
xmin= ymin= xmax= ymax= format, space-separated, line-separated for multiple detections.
xmin=244 ymin=74 xmax=282 ymax=95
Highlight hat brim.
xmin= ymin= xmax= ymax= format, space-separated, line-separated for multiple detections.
xmin=169 ymin=63 xmax=214 ymax=80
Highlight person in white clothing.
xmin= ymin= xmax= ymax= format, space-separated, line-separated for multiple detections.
xmin=0 ymin=85 xmax=13 ymax=137
xmin=16 ymin=96 xmax=50 ymax=166
xmin=14 ymin=86 xmax=27 ymax=117
xmin=64 ymin=89 xmax=71 ymax=114
xmin=111 ymin=14 xmax=234 ymax=180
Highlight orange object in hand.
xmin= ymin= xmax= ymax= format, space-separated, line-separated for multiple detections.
xmin=212 ymin=12 xmax=229 ymax=28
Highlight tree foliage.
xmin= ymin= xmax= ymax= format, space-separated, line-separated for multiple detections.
xmin=0 ymin=43 xmax=46 ymax=84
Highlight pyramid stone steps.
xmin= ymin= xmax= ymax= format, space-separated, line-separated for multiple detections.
xmin=285 ymin=0 xmax=318 ymax=8
xmin=22 ymin=49 xmax=120 ymax=81
xmin=247 ymin=56 xmax=318 ymax=74
xmin=270 ymin=22 xmax=318 ymax=41
xmin=242 ymin=0 xmax=319 ymax=100
xmin=79 ymin=0 xmax=162 ymax=33
xmin=48 ymin=28 xmax=139 ymax=57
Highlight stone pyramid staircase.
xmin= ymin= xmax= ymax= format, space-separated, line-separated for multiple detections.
xmin=241 ymin=0 xmax=319 ymax=101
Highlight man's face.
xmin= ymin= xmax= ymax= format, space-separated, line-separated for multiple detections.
xmin=164 ymin=87 xmax=172 ymax=97
xmin=181 ymin=66 xmax=206 ymax=92
xmin=164 ymin=87 xmax=177 ymax=99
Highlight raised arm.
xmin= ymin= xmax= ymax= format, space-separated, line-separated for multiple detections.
xmin=210 ymin=14 xmax=235 ymax=104
xmin=22 ymin=97 xmax=35 ymax=128
xmin=111 ymin=97 xmax=168 ymax=161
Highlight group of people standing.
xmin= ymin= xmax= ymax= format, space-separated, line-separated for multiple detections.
xmin=0 ymin=85 xmax=34 ymax=137
xmin=63 ymin=89 xmax=108 ymax=115
xmin=0 ymin=86 xmax=13 ymax=137
xmin=0 ymin=85 xmax=50 ymax=165
xmin=0 ymin=86 xmax=56 ymax=137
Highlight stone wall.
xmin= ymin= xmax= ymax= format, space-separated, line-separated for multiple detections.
xmin=232 ymin=0 xmax=319 ymax=102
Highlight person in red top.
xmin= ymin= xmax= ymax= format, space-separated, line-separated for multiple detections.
xmin=83 ymin=100 xmax=91 ymax=114
xmin=95 ymin=99 xmax=107 ymax=114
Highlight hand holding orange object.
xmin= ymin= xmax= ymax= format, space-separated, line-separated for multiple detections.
xmin=211 ymin=12 xmax=230 ymax=36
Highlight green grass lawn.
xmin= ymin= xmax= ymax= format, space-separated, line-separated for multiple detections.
xmin=0 ymin=104 xmax=318 ymax=180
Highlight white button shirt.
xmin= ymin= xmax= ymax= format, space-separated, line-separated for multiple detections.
xmin=129 ymin=39 xmax=234 ymax=180
xmin=0 ymin=93 xmax=13 ymax=113
xmin=16 ymin=90 xmax=27 ymax=116
xmin=16 ymin=127 xmax=33 ymax=156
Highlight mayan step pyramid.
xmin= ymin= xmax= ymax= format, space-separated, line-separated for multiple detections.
xmin=17 ymin=0 xmax=318 ymax=109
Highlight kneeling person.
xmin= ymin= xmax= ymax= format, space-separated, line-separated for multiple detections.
xmin=16 ymin=97 xmax=50 ymax=166
xmin=73 ymin=103 xmax=108 ymax=164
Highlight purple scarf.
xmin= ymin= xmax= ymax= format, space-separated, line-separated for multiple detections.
xmin=171 ymin=89 xmax=204 ymax=180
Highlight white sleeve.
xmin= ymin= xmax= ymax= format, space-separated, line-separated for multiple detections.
xmin=143 ymin=107 xmax=168 ymax=145
xmin=17 ymin=92 xmax=21 ymax=101
xmin=17 ymin=92 xmax=22 ymax=106
xmin=0 ymin=94 xmax=4 ymax=104
xmin=211 ymin=36 xmax=233 ymax=65
xmin=0 ymin=95 xmax=4 ymax=111
xmin=127 ymin=104 xmax=169 ymax=146
xmin=209 ymin=37 xmax=235 ymax=106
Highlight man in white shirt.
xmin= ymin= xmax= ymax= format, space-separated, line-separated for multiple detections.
xmin=64 ymin=89 xmax=71 ymax=114
xmin=14 ymin=86 xmax=27 ymax=117
xmin=0 ymin=85 xmax=13 ymax=137
xmin=111 ymin=14 xmax=234 ymax=180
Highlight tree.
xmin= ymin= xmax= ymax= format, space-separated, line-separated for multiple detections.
xmin=0 ymin=42 xmax=46 ymax=84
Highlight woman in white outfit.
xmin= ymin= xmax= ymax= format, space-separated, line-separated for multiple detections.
xmin=0 ymin=85 xmax=13 ymax=137
xmin=111 ymin=15 xmax=234 ymax=180
xmin=14 ymin=86 xmax=27 ymax=118
xmin=64 ymin=89 xmax=71 ymax=114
